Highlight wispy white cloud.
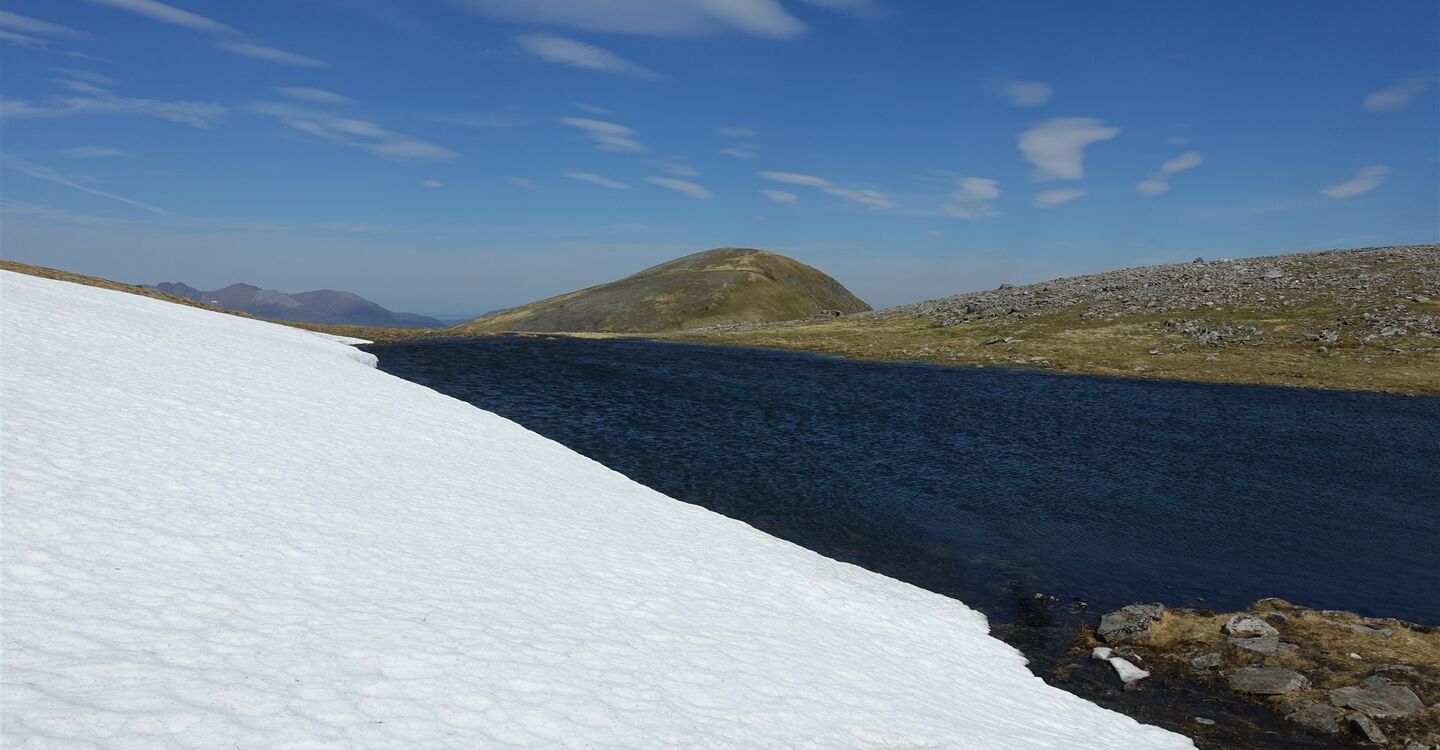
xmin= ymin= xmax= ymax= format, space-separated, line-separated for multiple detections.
xmin=940 ymin=176 xmax=1000 ymax=220
xmin=715 ymin=125 xmax=755 ymax=138
xmin=559 ymin=117 xmax=645 ymax=152
xmin=85 ymin=0 xmax=235 ymax=34
xmin=421 ymin=179 xmax=444 ymax=188
xmin=759 ymin=170 xmax=895 ymax=209
xmin=1032 ymin=188 xmax=1086 ymax=208
xmin=54 ymin=78 xmax=109 ymax=95
xmin=430 ymin=112 xmax=528 ymax=128
xmin=1159 ymin=150 xmax=1202 ymax=175
xmin=646 ymin=176 xmax=713 ymax=199
xmin=1 ymin=154 xmax=173 ymax=215
xmin=761 ymin=189 xmax=796 ymax=204
xmin=1363 ymin=75 xmax=1434 ymax=112
xmin=648 ymin=158 xmax=699 ymax=177
xmin=459 ymin=0 xmax=810 ymax=38
xmin=798 ymin=0 xmax=882 ymax=14
xmin=506 ymin=176 xmax=539 ymax=189
xmin=573 ymin=102 xmax=611 ymax=115
xmin=1136 ymin=179 xmax=1169 ymax=197
xmin=58 ymin=69 xmax=115 ymax=86
xmin=0 ymin=11 xmax=87 ymax=38
xmin=517 ymin=34 xmax=662 ymax=79
xmin=1321 ymin=165 xmax=1389 ymax=199
xmin=2 ymin=86 xmax=227 ymax=128
xmin=1018 ymin=117 xmax=1120 ymax=181
xmin=721 ymin=143 xmax=760 ymax=160
xmin=987 ymin=75 xmax=1052 ymax=107
xmin=59 ymin=146 xmax=130 ymax=158
xmin=86 ymin=0 xmax=330 ymax=70
xmin=564 ymin=171 xmax=630 ymax=190
xmin=0 ymin=28 xmax=50 ymax=47
xmin=1136 ymin=149 xmax=1202 ymax=197
xmin=278 ymin=86 xmax=352 ymax=104
xmin=248 ymin=101 xmax=459 ymax=160
xmin=220 ymin=41 xmax=329 ymax=68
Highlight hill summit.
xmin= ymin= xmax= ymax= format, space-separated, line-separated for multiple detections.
xmin=453 ymin=248 xmax=870 ymax=334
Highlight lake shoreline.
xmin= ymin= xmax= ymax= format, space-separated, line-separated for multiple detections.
xmin=994 ymin=597 xmax=1438 ymax=749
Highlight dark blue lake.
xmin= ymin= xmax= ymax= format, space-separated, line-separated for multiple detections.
xmin=366 ymin=337 xmax=1440 ymax=626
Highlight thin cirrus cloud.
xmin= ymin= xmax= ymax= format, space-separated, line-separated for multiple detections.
xmin=1033 ymin=188 xmax=1086 ymax=208
xmin=761 ymin=189 xmax=796 ymax=204
xmin=277 ymin=87 xmax=352 ymax=104
xmin=986 ymin=75 xmax=1052 ymax=108
xmin=85 ymin=0 xmax=328 ymax=68
xmin=247 ymin=101 xmax=459 ymax=161
xmin=721 ymin=143 xmax=760 ymax=160
xmin=648 ymin=158 xmax=700 ymax=177
xmin=1136 ymin=149 xmax=1203 ymax=197
xmin=1 ymin=81 xmax=226 ymax=129
xmin=715 ymin=126 xmax=755 ymax=138
xmin=458 ymin=0 xmax=824 ymax=39
xmin=759 ymin=171 xmax=895 ymax=210
xmin=1321 ymin=165 xmax=1390 ymax=199
xmin=1362 ymin=75 xmax=1433 ymax=112
xmin=559 ymin=117 xmax=646 ymax=152
xmin=940 ymin=176 xmax=1000 ymax=220
xmin=421 ymin=179 xmax=444 ymax=188
xmin=84 ymin=0 xmax=235 ymax=33
xmin=59 ymin=146 xmax=130 ymax=158
xmin=506 ymin=176 xmax=539 ymax=189
xmin=1018 ymin=117 xmax=1120 ymax=181
xmin=645 ymin=176 xmax=713 ymax=199
xmin=1 ymin=154 xmax=172 ymax=215
xmin=0 ymin=10 xmax=88 ymax=39
xmin=564 ymin=171 xmax=630 ymax=190
xmin=517 ymin=34 xmax=663 ymax=79
xmin=220 ymin=42 xmax=329 ymax=68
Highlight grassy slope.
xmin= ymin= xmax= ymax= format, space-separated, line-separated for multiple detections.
xmin=649 ymin=303 xmax=1439 ymax=395
xmin=647 ymin=249 xmax=1440 ymax=395
xmin=450 ymin=248 xmax=870 ymax=334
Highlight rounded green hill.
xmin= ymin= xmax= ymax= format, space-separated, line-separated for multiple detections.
xmin=451 ymin=248 xmax=870 ymax=334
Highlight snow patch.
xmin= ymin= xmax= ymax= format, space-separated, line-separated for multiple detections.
xmin=0 ymin=270 xmax=1192 ymax=748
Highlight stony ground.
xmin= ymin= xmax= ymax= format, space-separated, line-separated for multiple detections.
xmin=663 ymin=245 xmax=1440 ymax=394
xmin=1076 ymin=599 xmax=1439 ymax=749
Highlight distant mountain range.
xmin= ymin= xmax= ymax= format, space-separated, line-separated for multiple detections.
xmin=151 ymin=282 xmax=444 ymax=328
xmin=452 ymin=247 xmax=870 ymax=334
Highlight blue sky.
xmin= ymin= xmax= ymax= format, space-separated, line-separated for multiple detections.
xmin=1 ymin=0 xmax=1436 ymax=315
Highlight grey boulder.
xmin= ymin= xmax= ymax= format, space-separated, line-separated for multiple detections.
xmin=1328 ymin=676 xmax=1426 ymax=718
xmin=1097 ymin=603 xmax=1165 ymax=643
xmin=1284 ymin=701 xmax=1339 ymax=735
xmin=1223 ymin=614 xmax=1279 ymax=638
xmin=1228 ymin=666 xmax=1310 ymax=695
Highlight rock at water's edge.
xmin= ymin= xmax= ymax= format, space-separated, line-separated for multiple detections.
xmin=1098 ymin=604 xmax=1165 ymax=643
xmin=1228 ymin=667 xmax=1310 ymax=695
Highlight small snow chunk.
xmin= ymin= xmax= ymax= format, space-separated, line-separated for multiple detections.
xmin=1107 ymin=657 xmax=1151 ymax=684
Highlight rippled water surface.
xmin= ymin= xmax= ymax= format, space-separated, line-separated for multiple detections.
xmin=367 ymin=337 xmax=1440 ymax=624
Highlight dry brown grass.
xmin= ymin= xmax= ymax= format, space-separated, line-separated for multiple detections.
xmin=653 ymin=301 xmax=1440 ymax=395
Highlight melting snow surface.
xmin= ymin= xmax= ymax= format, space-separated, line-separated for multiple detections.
xmin=0 ymin=271 xmax=1192 ymax=748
